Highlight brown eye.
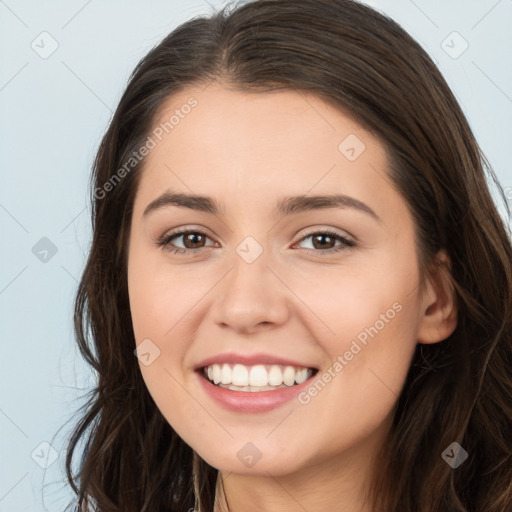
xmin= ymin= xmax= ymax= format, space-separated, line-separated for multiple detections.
xmin=157 ymin=229 xmax=215 ymax=254
xmin=295 ymin=230 xmax=356 ymax=255
xmin=311 ymin=233 xmax=337 ymax=250
xmin=181 ymin=232 xmax=207 ymax=249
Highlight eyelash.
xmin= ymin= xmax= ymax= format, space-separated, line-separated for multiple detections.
xmin=156 ymin=228 xmax=356 ymax=256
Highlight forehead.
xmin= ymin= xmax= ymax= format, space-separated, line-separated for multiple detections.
xmin=134 ymin=83 xmax=396 ymax=217
xmin=150 ymin=83 xmax=385 ymax=162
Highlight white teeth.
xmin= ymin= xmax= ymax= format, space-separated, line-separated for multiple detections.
xmin=295 ymin=367 xmax=309 ymax=384
xmin=268 ymin=365 xmax=283 ymax=386
xmin=212 ymin=364 xmax=221 ymax=385
xmin=249 ymin=365 xmax=268 ymax=387
xmin=232 ymin=364 xmax=249 ymax=386
xmin=220 ymin=383 xmax=290 ymax=392
xmin=220 ymin=363 xmax=232 ymax=384
xmin=203 ymin=363 xmax=313 ymax=389
xmin=282 ymin=366 xmax=296 ymax=386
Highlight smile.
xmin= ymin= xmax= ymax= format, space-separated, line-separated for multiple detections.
xmin=203 ymin=363 xmax=315 ymax=392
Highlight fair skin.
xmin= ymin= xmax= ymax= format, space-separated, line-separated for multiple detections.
xmin=127 ymin=83 xmax=457 ymax=512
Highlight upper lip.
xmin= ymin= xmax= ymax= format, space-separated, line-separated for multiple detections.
xmin=194 ymin=352 xmax=318 ymax=370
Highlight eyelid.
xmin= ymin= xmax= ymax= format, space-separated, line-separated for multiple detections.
xmin=159 ymin=225 xmax=214 ymax=240
xmin=294 ymin=225 xmax=355 ymax=243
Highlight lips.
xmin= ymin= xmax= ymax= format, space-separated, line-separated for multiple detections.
xmin=196 ymin=367 xmax=318 ymax=412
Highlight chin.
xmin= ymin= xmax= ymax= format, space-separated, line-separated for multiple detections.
xmin=195 ymin=440 xmax=314 ymax=477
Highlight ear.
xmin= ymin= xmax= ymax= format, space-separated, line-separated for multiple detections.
xmin=417 ymin=249 xmax=458 ymax=344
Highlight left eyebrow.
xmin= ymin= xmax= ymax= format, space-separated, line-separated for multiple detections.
xmin=142 ymin=190 xmax=381 ymax=223
xmin=276 ymin=194 xmax=381 ymax=222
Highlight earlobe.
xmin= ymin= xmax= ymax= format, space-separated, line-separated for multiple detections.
xmin=417 ymin=250 xmax=458 ymax=344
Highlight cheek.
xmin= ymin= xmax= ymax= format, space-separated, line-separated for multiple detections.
xmin=128 ymin=242 xmax=196 ymax=345
xmin=289 ymin=251 xmax=421 ymax=426
xmin=288 ymin=248 xmax=420 ymax=357
xmin=127 ymin=247 xmax=216 ymax=418
xmin=127 ymin=245 xmax=184 ymax=404
xmin=129 ymin=277 xmax=197 ymax=438
xmin=286 ymin=294 xmax=419 ymax=468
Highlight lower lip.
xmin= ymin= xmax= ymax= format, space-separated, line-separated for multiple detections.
xmin=196 ymin=370 xmax=316 ymax=413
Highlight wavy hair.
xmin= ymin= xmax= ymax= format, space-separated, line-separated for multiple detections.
xmin=64 ymin=0 xmax=512 ymax=510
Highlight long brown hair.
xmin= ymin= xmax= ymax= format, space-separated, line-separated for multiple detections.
xmin=64 ymin=1 xmax=512 ymax=510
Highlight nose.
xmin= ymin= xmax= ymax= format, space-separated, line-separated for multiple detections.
xmin=209 ymin=249 xmax=291 ymax=334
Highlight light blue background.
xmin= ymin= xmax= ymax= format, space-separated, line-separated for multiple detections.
xmin=1 ymin=0 xmax=511 ymax=510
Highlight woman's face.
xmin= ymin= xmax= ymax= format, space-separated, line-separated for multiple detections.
xmin=127 ymin=83 xmax=434 ymax=476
